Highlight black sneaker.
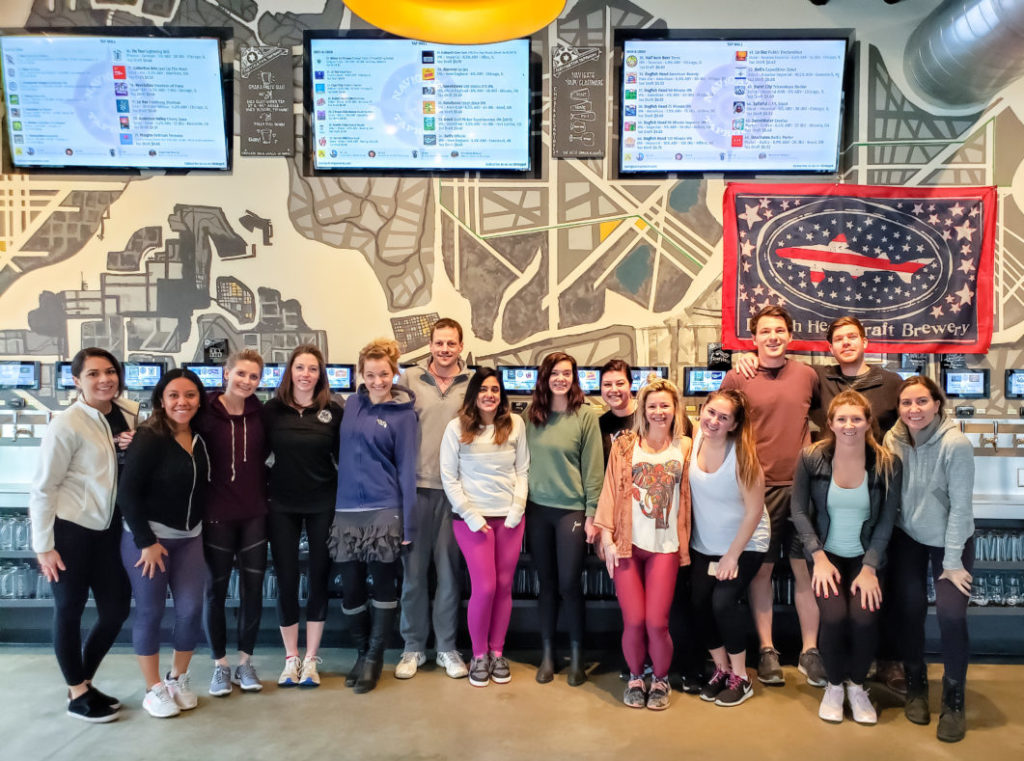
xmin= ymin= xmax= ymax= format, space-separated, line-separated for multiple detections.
xmin=67 ymin=690 xmax=119 ymax=723
xmin=679 ymin=673 xmax=704 ymax=694
xmin=87 ymin=685 xmax=121 ymax=710
xmin=757 ymin=647 xmax=785 ymax=685
xmin=700 ymin=667 xmax=729 ymax=702
xmin=715 ymin=673 xmax=754 ymax=707
xmin=798 ymin=648 xmax=827 ymax=688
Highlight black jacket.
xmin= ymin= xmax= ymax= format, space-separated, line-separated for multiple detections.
xmin=262 ymin=398 xmax=343 ymax=513
xmin=812 ymin=364 xmax=903 ymax=440
xmin=790 ymin=445 xmax=901 ymax=569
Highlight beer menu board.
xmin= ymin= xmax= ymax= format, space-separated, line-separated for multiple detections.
xmin=0 ymin=34 xmax=229 ymax=170
xmin=619 ymin=37 xmax=847 ymax=173
xmin=308 ymin=36 xmax=530 ymax=172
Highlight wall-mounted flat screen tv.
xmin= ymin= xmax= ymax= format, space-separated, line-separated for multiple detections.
xmin=578 ymin=367 xmax=601 ymax=394
xmin=0 ymin=360 xmax=40 ymax=389
xmin=499 ymin=365 xmax=539 ymax=395
xmin=124 ymin=362 xmax=165 ymax=391
xmin=942 ymin=369 xmax=989 ymax=400
xmin=183 ymin=362 xmax=224 ymax=390
xmin=326 ymin=363 xmax=355 ymax=393
xmin=631 ymin=366 xmax=669 ymax=393
xmin=259 ymin=364 xmax=285 ymax=390
xmin=683 ymin=367 xmax=726 ymax=396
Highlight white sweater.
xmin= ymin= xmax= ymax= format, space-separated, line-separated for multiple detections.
xmin=439 ymin=414 xmax=530 ymax=532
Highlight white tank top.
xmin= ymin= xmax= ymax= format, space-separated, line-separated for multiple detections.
xmin=688 ymin=431 xmax=770 ymax=556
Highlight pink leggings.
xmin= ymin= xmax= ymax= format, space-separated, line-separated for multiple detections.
xmin=613 ymin=546 xmax=679 ymax=677
xmin=453 ymin=516 xmax=526 ymax=658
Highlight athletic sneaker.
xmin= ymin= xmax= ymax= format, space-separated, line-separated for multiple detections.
xmin=678 ymin=673 xmax=704 ymax=694
xmin=165 ymin=671 xmax=198 ymax=710
xmin=395 ymin=651 xmax=426 ymax=679
xmin=757 ymin=647 xmax=785 ymax=685
xmin=846 ymin=682 xmax=877 ymax=725
xmin=715 ymin=673 xmax=754 ymax=707
xmin=278 ymin=655 xmax=301 ymax=687
xmin=818 ymin=683 xmax=845 ymax=723
xmin=468 ymin=655 xmax=491 ymax=687
xmin=209 ymin=664 xmax=232 ymax=696
xmin=300 ymin=655 xmax=322 ymax=687
xmin=232 ymin=662 xmax=263 ymax=692
xmin=85 ymin=685 xmax=121 ymax=711
xmin=437 ymin=650 xmax=469 ymax=679
xmin=799 ymin=648 xmax=827 ymax=687
xmin=647 ymin=678 xmax=671 ymax=711
xmin=623 ymin=676 xmax=646 ymax=709
xmin=143 ymin=682 xmax=181 ymax=719
xmin=67 ymin=689 xmax=118 ymax=723
xmin=490 ymin=655 xmax=511 ymax=684
xmin=700 ymin=667 xmax=730 ymax=702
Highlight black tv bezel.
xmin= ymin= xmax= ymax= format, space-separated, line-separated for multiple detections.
xmin=942 ymin=368 xmax=990 ymax=400
xmin=301 ymin=30 xmax=541 ymax=179
xmin=498 ymin=364 xmax=539 ymax=395
xmin=0 ymin=360 xmax=41 ymax=390
xmin=612 ymin=28 xmax=855 ymax=180
xmin=183 ymin=362 xmax=225 ymax=390
xmin=123 ymin=361 xmax=166 ymax=391
xmin=1005 ymin=369 xmax=1024 ymax=400
xmin=325 ymin=363 xmax=356 ymax=393
xmin=631 ymin=365 xmax=669 ymax=393
xmin=0 ymin=26 xmax=234 ymax=175
xmin=682 ymin=366 xmax=727 ymax=397
xmin=577 ymin=366 xmax=602 ymax=394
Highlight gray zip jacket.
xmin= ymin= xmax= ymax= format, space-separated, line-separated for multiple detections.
xmin=399 ymin=360 xmax=471 ymax=489
xmin=883 ymin=415 xmax=975 ymax=570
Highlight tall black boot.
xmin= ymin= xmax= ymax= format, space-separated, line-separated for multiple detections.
xmin=343 ymin=608 xmax=370 ymax=688
xmin=353 ymin=605 xmax=395 ymax=695
xmin=937 ymin=676 xmax=966 ymax=743
xmin=566 ymin=641 xmax=587 ymax=687
xmin=535 ymin=639 xmax=555 ymax=684
xmin=904 ymin=662 xmax=930 ymax=725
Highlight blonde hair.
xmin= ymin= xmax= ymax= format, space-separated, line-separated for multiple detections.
xmin=358 ymin=337 xmax=400 ymax=376
xmin=226 ymin=348 xmax=264 ymax=373
xmin=632 ymin=378 xmax=692 ymax=440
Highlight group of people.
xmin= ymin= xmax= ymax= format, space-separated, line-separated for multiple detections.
xmin=28 ymin=311 xmax=975 ymax=744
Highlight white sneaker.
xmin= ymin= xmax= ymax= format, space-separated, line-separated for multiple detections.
xmin=818 ymin=683 xmax=845 ymax=723
xmin=436 ymin=650 xmax=469 ymax=679
xmin=846 ymin=682 xmax=877 ymax=725
xmin=143 ymin=682 xmax=181 ymax=719
xmin=394 ymin=651 xmax=426 ymax=680
xmin=164 ymin=671 xmax=198 ymax=710
xmin=278 ymin=655 xmax=302 ymax=687
xmin=300 ymin=655 xmax=322 ymax=687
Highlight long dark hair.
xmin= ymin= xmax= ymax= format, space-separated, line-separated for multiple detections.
xmin=144 ymin=368 xmax=207 ymax=436
xmin=809 ymin=389 xmax=895 ymax=482
xmin=70 ymin=347 xmax=123 ymax=398
xmin=458 ymin=367 xmax=513 ymax=445
xmin=528 ymin=351 xmax=585 ymax=426
xmin=703 ymin=389 xmax=761 ymax=491
xmin=898 ymin=374 xmax=945 ymax=407
xmin=276 ymin=344 xmax=331 ymax=410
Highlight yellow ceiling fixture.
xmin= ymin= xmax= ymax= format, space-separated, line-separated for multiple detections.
xmin=345 ymin=0 xmax=566 ymax=45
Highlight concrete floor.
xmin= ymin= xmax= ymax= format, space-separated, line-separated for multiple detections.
xmin=2 ymin=647 xmax=1021 ymax=760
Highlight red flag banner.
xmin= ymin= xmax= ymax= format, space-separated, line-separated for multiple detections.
xmin=722 ymin=183 xmax=996 ymax=353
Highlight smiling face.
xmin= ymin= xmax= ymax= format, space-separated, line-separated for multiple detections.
xmin=225 ymin=359 xmax=261 ymax=399
xmin=829 ymin=403 xmax=870 ymax=446
xmin=699 ymin=396 xmax=738 ymax=441
xmin=600 ymin=370 xmax=632 ymax=414
xmin=162 ymin=377 xmax=201 ymax=431
xmin=291 ymin=353 xmax=320 ymax=400
xmin=430 ymin=327 xmax=463 ymax=374
xmin=829 ymin=324 xmax=868 ymax=369
xmin=898 ymin=382 xmax=942 ymax=433
xmin=475 ymin=375 xmax=501 ymax=421
xmin=74 ymin=356 xmax=120 ymax=410
xmin=362 ymin=357 xmax=395 ymax=404
xmin=752 ymin=315 xmax=791 ymax=367
xmin=644 ymin=390 xmax=676 ymax=435
xmin=548 ymin=360 xmax=574 ymax=398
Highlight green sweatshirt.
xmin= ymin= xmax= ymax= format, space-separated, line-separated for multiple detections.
xmin=524 ymin=405 xmax=604 ymax=516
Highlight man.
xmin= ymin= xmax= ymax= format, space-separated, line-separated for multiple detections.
xmin=395 ymin=318 xmax=471 ymax=679
xmin=720 ymin=305 xmax=824 ymax=687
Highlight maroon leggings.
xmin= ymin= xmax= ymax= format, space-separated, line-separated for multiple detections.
xmin=613 ymin=546 xmax=679 ymax=677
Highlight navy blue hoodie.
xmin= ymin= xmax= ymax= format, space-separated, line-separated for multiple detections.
xmin=335 ymin=384 xmax=418 ymax=542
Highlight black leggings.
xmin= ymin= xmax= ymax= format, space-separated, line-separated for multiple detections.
xmin=50 ymin=517 xmax=131 ymax=686
xmin=525 ymin=502 xmax=586 ymax=643
xmin=816 ymin=553 xmax=879 ymax=685
xmin=338 ymin=559 xmax=399 ymax=612
xmin=689 ymin=548 xmax=763 ymax=655
xmin=268 ymin=510 xmax=334 ymax=626
xmin=203 ymin=516 xmax=267 ymax=660
xmin=889 ymin=528 xmax=974 ymax=683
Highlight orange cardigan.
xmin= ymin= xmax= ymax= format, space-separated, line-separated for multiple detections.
xmin=593 ymin=431 xmax=692 ymax=566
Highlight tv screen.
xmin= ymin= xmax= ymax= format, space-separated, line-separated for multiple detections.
xmin=305 ymin=33 xmax=531 ymax=173
xmin=0 ymin=360 xmax=40 ymax=389
xmin=578 ymin=367 xmax=601 ymax=394
xmin=124 ymin=362 xmax=164 ymax=391
xmin=325 ymin=363 xmax=355 ymax=392
xmin=683 ymin=367 xmax=726 ymax=396
xmin=499 ymin=365 xmax=539 ymax=394
xmin=943 ymin=369 xmax=989 ymax=399
xmin=259 ymin=364 xmax=284 ymax=390
xmin=631 ymin=366 xmax=669 ymax=393
xmin=183 ymin=363 xmax=224 ymax=390
xmin=0 ymin=29 xmax=231 ymax=171
xmin=55 ymin=361 xmax=75 ymax=390
xmin=617 ymin=33 xmax=848 ymax=174
xmin=1005 ymin=370 xmax=1024 ymax=400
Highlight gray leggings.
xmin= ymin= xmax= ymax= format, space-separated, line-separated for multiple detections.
xmin=120 ymin=531 xmax=206 ymax=656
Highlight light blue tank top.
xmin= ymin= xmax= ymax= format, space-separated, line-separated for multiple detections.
xmin=824 ymin=474 xmax=869 ymax=558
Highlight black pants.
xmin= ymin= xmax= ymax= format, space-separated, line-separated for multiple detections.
xmin=50 ymin=517 xmax=131 ymax=686
xmin=525 ymin=502 xmax=586 ymax=643
xmin=815 ymin=553 xmax=879 ymax=685
xmin=338 ymin=559 xmax=399 ymax=611
xmin=203 ymin=516 xmax=267 ymax=660
xmin=268 ymin=510 xmax=334 ymax=626
xmin=889 ymin=528 xmax=974 ymax=683
xmin=690 ymin=549 xmax=764 ymax=655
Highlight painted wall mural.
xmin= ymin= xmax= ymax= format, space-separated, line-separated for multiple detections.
xmin=1 ymin=0 xmax=1023 ymax=412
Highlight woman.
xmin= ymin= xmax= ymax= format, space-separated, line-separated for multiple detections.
xmin=193 ymin=349 xmax=268 ymax=696
xmin=118 ymin=368 xmax=210 ymax=719
xmin=688 ymin=389 xmax=769 ymax=708
xmin=439 ymin=368 xmax=530 ymax=687
xmin=594 ymin=379 xmax=692 ymax=710
xmin=883 ymin=376 xmax=974 ymax=743
xmin=263 ymin=344 xmax=342 ymax=688
xmin=333 ymin=338 xmax=418 ymax=694
xmin=791 ymin=390 xmax=900 ymax=725
xmin=29 ymin=348 xmax=137 ymax=722
xmin=599 ymin=359 xmax=635 ymax=465
xmin=523 ymin=351 xmax=604 ymax=686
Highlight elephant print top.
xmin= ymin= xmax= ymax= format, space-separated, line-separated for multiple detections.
xmin=630 ymin=439 xmax=686 ymax=554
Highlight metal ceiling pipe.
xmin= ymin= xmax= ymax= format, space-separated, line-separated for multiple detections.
xmin=904 ymin=0 xmax=1024 ymax=109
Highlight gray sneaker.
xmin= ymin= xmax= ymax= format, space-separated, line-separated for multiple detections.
xmin=623 ymin=676 xmax=646 ymax=709
xmin=757 ymin=647 xmax=785 ymax=685
xmin=490 ymin=655 xmax=511 ymax=684
xmin=468 ymin=655 xmax=491 ymax=687
xmin=799 ymin=648 xmax=827 ymax=688
xmin=232 ymin=662 xmax=263 ymax=692
xmin=209 ymin=664 xmax=232 ymax=696
xmin=646 ymin=678 xmax=671 ymax=711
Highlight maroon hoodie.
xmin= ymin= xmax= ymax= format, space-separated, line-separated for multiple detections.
xmin=193 ymin=391 xmax=267 ymax=522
